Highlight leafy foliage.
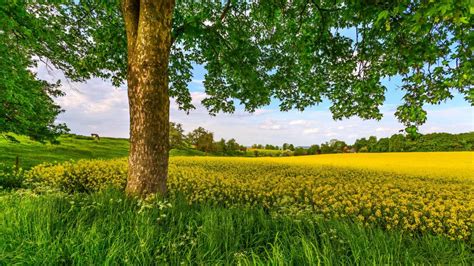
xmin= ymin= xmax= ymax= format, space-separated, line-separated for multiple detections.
xmin=0 ymin=164 xmax=25 ymax=190
xmin=3 ymin=1 xmax=472 ymax=134
xmin=0 ymin=2 xmax=68 ymax=142
xmin=186 ymin=127 xmax=215 ymax=153
xmin=354 ymin=132 xmax=474 ymax=152
xmin=169 ymin=122 xmax=187 ymax=150
xmin=186 ymin=127 xmax=246 ymax=155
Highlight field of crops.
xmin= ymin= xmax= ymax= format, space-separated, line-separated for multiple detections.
xmin=170 ymin=154 xmax=473 ymax=240
xmin=26 ymin=152 xmax=474 ymax=241
xmin=264 ymin=152 xmax=474 ymax=180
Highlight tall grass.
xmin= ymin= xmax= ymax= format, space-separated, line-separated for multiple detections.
xmin=1 ymin=190 xmax=471 ymax=265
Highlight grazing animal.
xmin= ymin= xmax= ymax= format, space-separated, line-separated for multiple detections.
xmin=91 ymin=133 xmax=100 ymax=141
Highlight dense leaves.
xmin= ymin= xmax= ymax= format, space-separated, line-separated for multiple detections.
xmin=0 ymin=1 xmax=68 ymax=142
xmin=353 ymin=132 xmax=474 ymax=152
xmin=173 ymin=0 xmax=473 ymax=134
xmin=2 ymin=0 xmax=472 ymax=135
xmin=169 ymin=122 xmax=187 ymax=150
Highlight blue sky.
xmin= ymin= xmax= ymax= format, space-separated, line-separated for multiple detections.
xmin=37 ymin=61 xmax=473 ymax=146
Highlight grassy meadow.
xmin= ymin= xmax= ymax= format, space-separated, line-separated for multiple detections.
xmin=0 ymin=134 xmax=129 ymax=169
xmin=0 ymin=134 xmax=207 ymax=169
xmin=0 ymin=136 xmax=473 ymax=264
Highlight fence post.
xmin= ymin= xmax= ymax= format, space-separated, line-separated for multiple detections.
xmin=15 ymin=155 xmax=20 ymax=172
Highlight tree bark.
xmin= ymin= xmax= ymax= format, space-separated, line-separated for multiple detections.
xmin=122 ymin=0 xmax=175 ymax=196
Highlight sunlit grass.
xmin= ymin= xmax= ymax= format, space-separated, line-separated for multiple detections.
xmin=0 ymin=134 xmax=205 ymax=169
xmin=0 ymin=190 xmax=471 ymax=265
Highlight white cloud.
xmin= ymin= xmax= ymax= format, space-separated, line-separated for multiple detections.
xmin=303 ymin=128 xmax=320 ymax=134
xmin=289 ymin=119 xmax=312 ymax=126
xmin=375 ymin=127 xmax=390 ymax=132
xmin=191 ymin=79 xmax=204 ymax=85
xmin=259 ymin=120 xmax=284 ymax=130
xmin=83 ymin=89 xmax=127 ymax=114
xmin=55 ymin=88 xmax=88 ymax=109
xmin=253 ymin=109 xmax=273 ymax=116
xmin=190 ymin=91 xmax=208 ymax=106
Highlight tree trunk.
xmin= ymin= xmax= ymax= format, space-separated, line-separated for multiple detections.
xmin=122 ymin=0 xmax=175 ymax=196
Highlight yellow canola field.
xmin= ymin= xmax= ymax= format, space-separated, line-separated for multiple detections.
xmin=169 ymin=152 xmax=474 ymax=240
xmin=28 ymin=152 xmax=474 ymax=240
xmin=261 ymin=152 xmax=474 ymax=180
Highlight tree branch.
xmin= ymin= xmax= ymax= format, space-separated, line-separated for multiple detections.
xmin=296 ymin=0 xmax=310 ymax=35
xmin=171 ymin=25 xmax=185 ymax=46
xmin=121 ymin=0 xmax=139 ymax=57
xmin=219 ymin=0 xmax=232 ymax=21
xmin=310 ymin=0 xmax=341 ymax=12
xmin=172 ymin=1 xmax=231 ymax=47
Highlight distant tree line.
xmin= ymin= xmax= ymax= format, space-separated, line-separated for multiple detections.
xmin=171 ymin=123 xmax=473 ymax=156
xmin=170 ymin=123 xmax=246 ymax=156
xmin=353 ymin=132 xmax=474 ymax=152
xmin=249 ymin=132 xmax=474 ymax=156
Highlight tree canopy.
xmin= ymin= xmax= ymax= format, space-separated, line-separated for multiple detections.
xmin=2 ymin=0 xmax=472 ymax=135
xmin=0 ymin=2 xmax=68 ymax=142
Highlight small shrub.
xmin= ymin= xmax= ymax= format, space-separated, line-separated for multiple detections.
xmin=0 ymin=164 xmax=25 ymax=190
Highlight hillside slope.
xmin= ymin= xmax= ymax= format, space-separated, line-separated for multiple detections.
xmin=0 ymin=134 xmax=205 ymax=169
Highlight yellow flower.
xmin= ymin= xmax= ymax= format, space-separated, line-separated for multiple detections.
xmin=27 ymin=152 xmax=474 ymax=240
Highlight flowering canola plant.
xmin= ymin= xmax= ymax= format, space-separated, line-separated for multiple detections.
xmin=262 ymin=152 xmax=474 ymax=180
xmin=28 ymin=152 xmax=474 ymax=240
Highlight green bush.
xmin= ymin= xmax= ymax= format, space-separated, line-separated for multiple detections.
xmin=0 ymin=164 xmax=25 ymax=190
xmin=26 ymin=158 xmax=127 ymax=193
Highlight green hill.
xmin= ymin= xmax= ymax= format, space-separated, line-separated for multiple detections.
xmin=0 ymin=134 xmax=205 ymax=169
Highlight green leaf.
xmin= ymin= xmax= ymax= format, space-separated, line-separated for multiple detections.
xmin=376 ymin=10 xmax=389 ymax=25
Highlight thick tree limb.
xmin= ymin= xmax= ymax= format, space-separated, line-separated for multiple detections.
xmin=121 ymin=0 xmax=139 ymax=57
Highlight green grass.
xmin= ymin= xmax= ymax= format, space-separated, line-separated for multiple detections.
xmin=169 ymin=148 xmax=207 ymax=157
xmin=244 ymin=148 xmax=284 ymax=157
xmin=0 ymin=133 xmax=283 ymax=169
xmin=0 ymin=134 xmax=206 ymax=169
xmin=0 ymin=189 xmax=472 ymax=265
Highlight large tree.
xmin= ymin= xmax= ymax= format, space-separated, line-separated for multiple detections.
xmin=1 ymin=1 xmax=472 ymax=196
xmin=187 ymin=127 xmax=215 ymax=153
